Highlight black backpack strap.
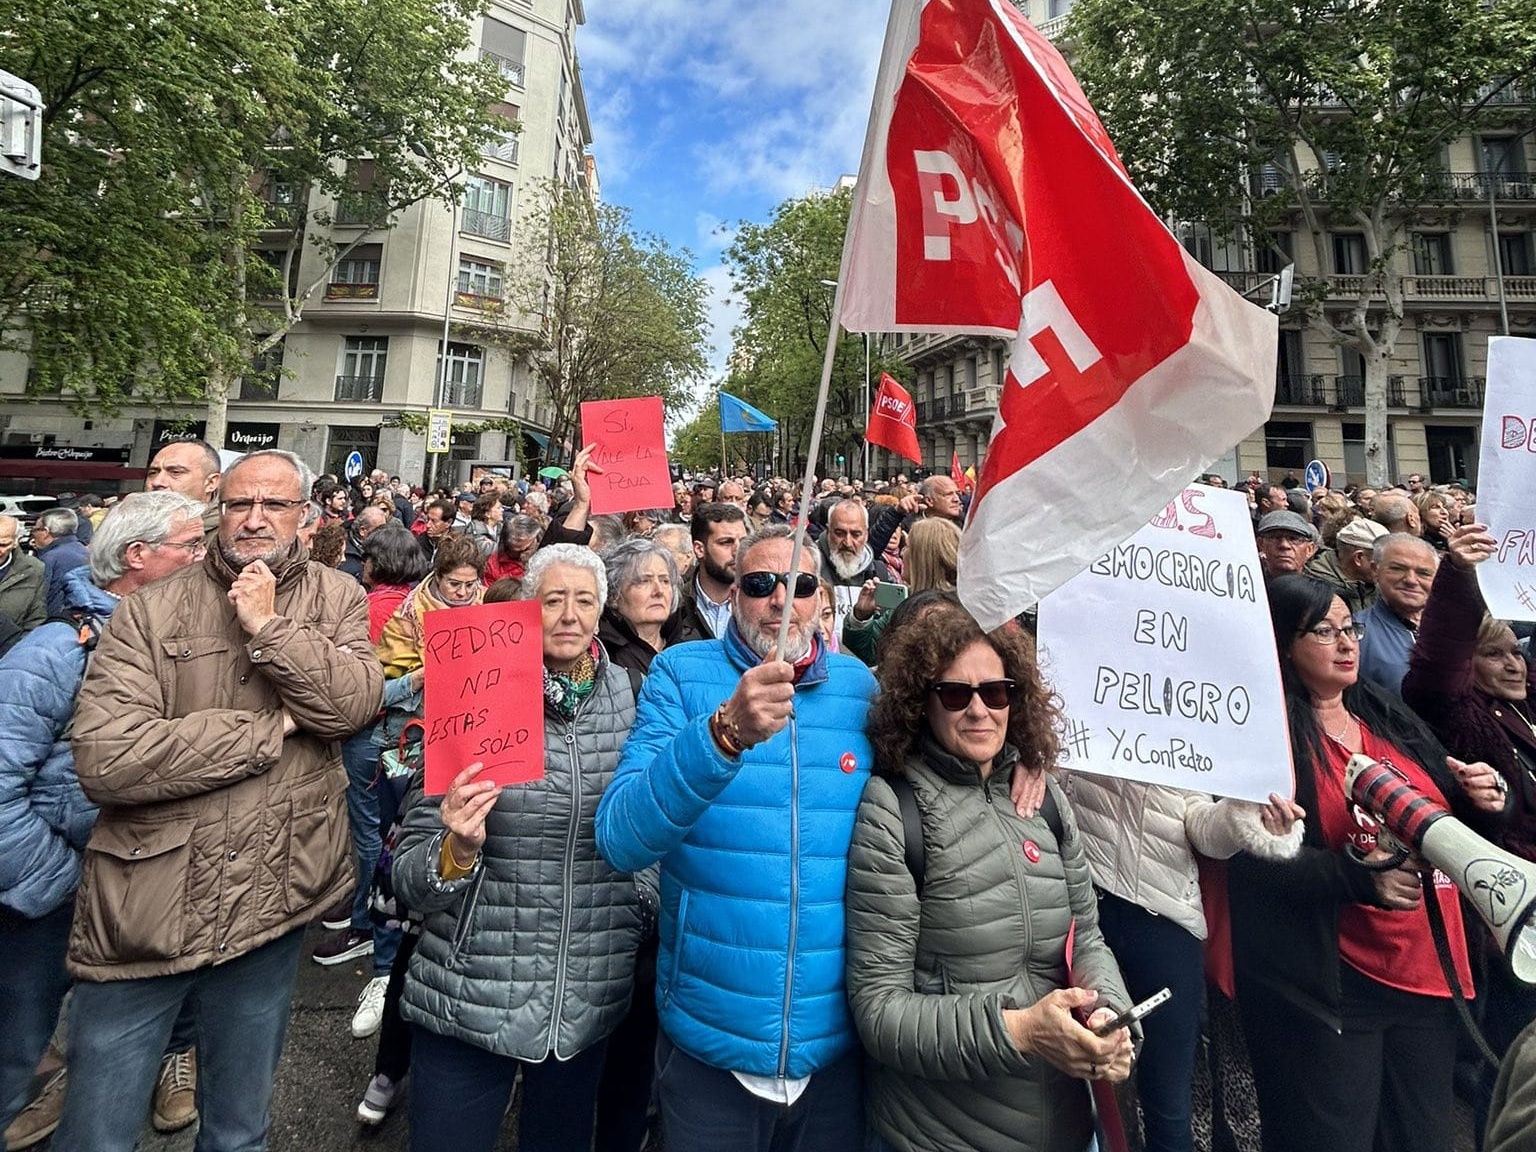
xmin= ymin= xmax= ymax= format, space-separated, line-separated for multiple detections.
xmin=1040 ymin=783 xmax=1066 ymax=847
xmin=886 ymin=774 xmax=926 ymax=898
xmin=626 ymin=666 xmax=644 ymax=702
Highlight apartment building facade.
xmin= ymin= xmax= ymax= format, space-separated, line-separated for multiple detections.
xmin=889 ymin=0 xmax=1535 ymax=488
xmin=0 ymin=0 xmax=593 ymax=493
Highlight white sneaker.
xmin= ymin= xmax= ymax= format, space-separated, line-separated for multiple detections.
xmin=351 ymin=975 xmax=389 ymax=1039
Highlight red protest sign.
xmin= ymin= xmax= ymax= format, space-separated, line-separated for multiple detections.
xmin=421 ymin=600 xmax=545 ymax=795
xmin=581 ymin=396 xmax=672 ymax=515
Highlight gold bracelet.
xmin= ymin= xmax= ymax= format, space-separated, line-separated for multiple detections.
xmin=711 ymin=706 xmax=746 ymax=757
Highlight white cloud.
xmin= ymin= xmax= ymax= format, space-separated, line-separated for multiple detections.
xmin=582 ymin=1 xmax=887 ymax=198
xmin=699 ymin=263 xmax=743 ymax=380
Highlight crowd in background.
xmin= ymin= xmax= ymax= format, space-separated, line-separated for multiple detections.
xmin=0 ymin=440 xmax=1533 ymax=1152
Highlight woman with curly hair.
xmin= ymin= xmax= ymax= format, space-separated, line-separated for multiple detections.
xmin=845 ymin=600 xmax=1134 ymax=1152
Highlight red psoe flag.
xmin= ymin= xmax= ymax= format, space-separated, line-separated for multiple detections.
xmin=838 ymin=0 xmax=1276 ymax=629
xmin=950 ymin=450 xmax=970 ymax=493
xmin=866 ymin=373 xmax=924 ymax=464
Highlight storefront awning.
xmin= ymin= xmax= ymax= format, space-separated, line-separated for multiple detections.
xmin=522 ymin=429 xmax=550 ymax=450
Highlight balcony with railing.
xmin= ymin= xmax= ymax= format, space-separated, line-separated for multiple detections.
xmin=335 ymin=375 xmax=385 ymax=402
xmin=1421 ymin=171 xmax=1536 ymax=202
xmin=442 ymin=380 xmax=484 ymax=409
xmin=480 ymin=48 xmax=525 ymax=86
xmin=462 ymin=209 xmax=511 ymax=241
xmin=1276 ymin=374 xmax=1326 ymax=405
xmin=1418 ymin=377 xmax=1485 ymax=409
xmin=325 ymin=281 xmax=379 ymax=301
xmin=334 ymin=196 xmax=388 ymax=227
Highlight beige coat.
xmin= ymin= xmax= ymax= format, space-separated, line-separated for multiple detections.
xmin=69 ymin=543 xmax=382 ymax=980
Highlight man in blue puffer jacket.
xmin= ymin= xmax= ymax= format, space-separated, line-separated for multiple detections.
xmin=0 ymin=491 xmax=207 ymax=1141
xmin=596 ymin=524 xmax=877 ymax=1152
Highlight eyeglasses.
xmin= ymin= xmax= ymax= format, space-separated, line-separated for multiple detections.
xmin=1304 ymin=622 xmax=1366 ymax=645
xmin=931 ymin=680 xmax=1016 ymax=711
xmin=145 ymin=538 xmax=207 ymax=557
xmin=221 ymin=498 xmax=302 ymax=517
xmin=738 ymin=571 xmax=820 ymax=599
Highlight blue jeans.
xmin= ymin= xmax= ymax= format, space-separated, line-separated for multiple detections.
xmin=342 ymin=726 xmax=399 ymax=974
xmin=51 ymin=928 xmax=306 ymax=1152
xmin=408 ymin=1025 xmax=608 ymax=1152
xmin=0 ymin=901 xmax=74 ymax=1132
xmin=1094 ymin=891 xmax=1206 ymax=1152
xmin=656 ymin=1031 xmax=863 ymax=1152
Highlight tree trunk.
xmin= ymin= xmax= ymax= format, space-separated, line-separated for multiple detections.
xmin=1361 ymin=346 xmax=1392 ymax=488
xmin=204 ymin=369 xmax=232 ymax=452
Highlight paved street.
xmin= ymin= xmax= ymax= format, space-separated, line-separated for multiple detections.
xmin=29 ymin=922 xmax=1478 ymax=1152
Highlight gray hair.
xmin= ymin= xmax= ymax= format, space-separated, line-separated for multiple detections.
xmin=588 ymin=515 xmax=625 ymax=553
xmin=299 ymin=500 xmax=324 ymax=529
xmin=651 ymin=522 xmax=691 ymax=554
xmin=602 ymin=536 xmax=680 ymax=607
xmin=89 ymin=491 xmax=205 ymax=586
xmin=37 ymin=508 xmax=79 ymax=538
xmin=827 ymin=498 xmax=868 ymax=528
xmin=1373 ymin=532 xmax=1439 ymax=567
xmin=220 ymin=449 xmax=315 ymax=504
xmin=737 ymin=523 xmax=826 ymax=580
xmin=522 ymin=543 xmax=608 ymax=613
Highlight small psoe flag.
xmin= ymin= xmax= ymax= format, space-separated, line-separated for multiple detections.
xmin=838 ymin=0 xmax=1276 ymax=630
xmin=866 ymin=373 xmax=924 ymax=464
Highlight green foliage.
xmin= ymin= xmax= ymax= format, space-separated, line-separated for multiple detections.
xmin=1 ymin=0 xmax=506 ymax=423
xmin=722 ymin=187 xmax=901 ymax=475
xmin=670 ymin=398 xmax=723 ymax=473
xmin=1069 ymin=0 xmax=1536 ymax=483
xmin=483 ymin=181 xmax=711 ymax=456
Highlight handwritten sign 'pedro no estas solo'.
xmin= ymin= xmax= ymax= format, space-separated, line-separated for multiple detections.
xmin=581 ymin=396 xmax=673 ymax=516
xmin=1037 ymin=485 xmax=1293 ymax=803
xmin=1477 ymin=336 xmax=1536 ymax=621
xmin=422 ymin=601 xmax=544 ymax=795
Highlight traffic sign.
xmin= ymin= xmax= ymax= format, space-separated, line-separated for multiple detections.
xmin=1304 ymin=459 xmax=1331 ymax=492
xmin=344 ymin=451 xmax=365 ymax=482
xmin=427 ymin=410 xmax=452 ymax=454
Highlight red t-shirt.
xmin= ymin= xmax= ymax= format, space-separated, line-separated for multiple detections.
xmin=1313 ymin=721 xmax=1474 ymax=998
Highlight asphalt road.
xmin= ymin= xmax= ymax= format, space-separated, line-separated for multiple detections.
xmin=34 ymin=921 xmax=1478 ymax=1152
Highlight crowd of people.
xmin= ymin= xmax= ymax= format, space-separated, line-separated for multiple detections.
xmin=0 ymin=442 xmax=1532 ymax=1152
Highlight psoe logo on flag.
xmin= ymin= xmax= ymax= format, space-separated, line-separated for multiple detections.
xmin=876 ymin=392 xmax=911 ymax=419
xmin=914 ymin=149 xmax=1025 ymax=291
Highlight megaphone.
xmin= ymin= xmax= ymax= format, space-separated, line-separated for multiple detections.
xmin=1346 ymin=754 xmax=1536 ymax=984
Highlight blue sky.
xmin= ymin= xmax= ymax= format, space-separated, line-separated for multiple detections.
xmin=579 ymin=1 xmax=891 ymax=383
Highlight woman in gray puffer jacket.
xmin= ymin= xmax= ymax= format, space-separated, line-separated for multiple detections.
xmin=393 ymin=545 xmax=654 ymax=1152
xmin=846 ymin=601 xmax=1133 ymax=1152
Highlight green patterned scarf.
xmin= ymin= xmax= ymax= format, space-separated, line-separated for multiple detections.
xmin=543 ymin=640 xmax=599 ymax=720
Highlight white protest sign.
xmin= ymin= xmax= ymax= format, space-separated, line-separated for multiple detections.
xmin=1037 ymin=485 xmax=1294 ymax=803
xmin=1476 ymin=336 xmax=1536 ymax=621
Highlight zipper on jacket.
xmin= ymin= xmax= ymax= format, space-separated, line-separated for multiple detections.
xmin=549 ymin=721 xmax=581 ymax=1057
xmin=778 ymin=713 xmax=801 ymax=1079
xmin=448 ymin=867 xmax=487 ymax=966
xmin=986 ymin=769 xmax=1038 ymax=992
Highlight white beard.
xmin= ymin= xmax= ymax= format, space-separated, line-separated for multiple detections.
xmin=828 ymin=545 xmax=873 ymax=582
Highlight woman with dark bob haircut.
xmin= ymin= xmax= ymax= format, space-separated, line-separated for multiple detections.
xmin=845 ymin=599 xmax=1134 ymax=1152
xmin=1228 ymin=574 xmax=1508 ymax=1152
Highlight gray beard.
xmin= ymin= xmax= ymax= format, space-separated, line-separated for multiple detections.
xmin=828 ymin=545 xmax=872 ymax=582
xmin=741 ymin=620 xmax=811 ymax=663
xmin=219 ymin=541 xmax=286 ymax=571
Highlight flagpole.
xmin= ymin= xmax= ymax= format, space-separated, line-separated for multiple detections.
xmin=773 ymin=289 xmax=844 ymax=661
xmin=720 ymin=393 xmax=727 ymax=477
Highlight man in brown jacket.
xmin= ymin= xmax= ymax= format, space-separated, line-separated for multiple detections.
xmin=53 ymin=450 xmax=383 ymax=1152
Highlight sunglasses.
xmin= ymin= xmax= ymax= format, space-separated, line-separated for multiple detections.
xmin=930 ymin=679 xmax=1016 ymax=711
xmin=738 ymin=571 xmax=820 ymax=599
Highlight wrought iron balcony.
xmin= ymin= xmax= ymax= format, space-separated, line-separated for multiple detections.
xmin=335 ymin=375 xmax=385 ymax=402
xmin=325 ymin=282 xmax=379 ymax=300
xmin=1418 ymin=377 xmax=1485 ymax=409
xmin=462 ymin=209 xmax=511 ymax=241
xmin=1275 ymin=374 xmax=1325 ymax=405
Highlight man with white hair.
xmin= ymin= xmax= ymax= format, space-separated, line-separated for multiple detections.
xmin=52 ymin=450 xmax=382 ymax=1152
xmin=817 ymin=500 xmax=890 ymax=636
xmin=0 ymin=491 xmax=206 ymax=1148
xmin=29 ymin=510 xmax=90 ymax=618
xmin=1358 ymin=533 xmax=1439 ymax=695
xmin=0 ymin=514 xmax=46 ymax=631
xmin=370 ymin=468 xmax=416 ymax=529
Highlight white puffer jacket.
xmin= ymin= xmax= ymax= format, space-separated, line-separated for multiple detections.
xmin=1065 ymin=773 xmax=1303 ymax=939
